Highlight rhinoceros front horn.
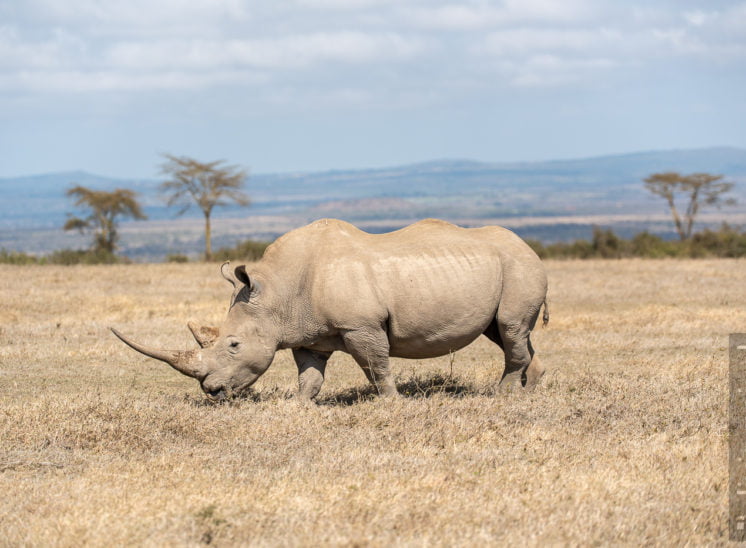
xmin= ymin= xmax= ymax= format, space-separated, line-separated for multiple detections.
xmin=110 ymin=328 xmax=205 ymax=379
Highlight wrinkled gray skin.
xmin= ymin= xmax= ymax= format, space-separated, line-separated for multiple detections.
xmin=113 ymin=219 xmax=548 ymax=401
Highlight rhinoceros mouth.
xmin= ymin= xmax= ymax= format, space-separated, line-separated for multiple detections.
xmin=202 ymin=385 xmax=251 ymax=403
xmin=204 ymin=387 xmax=228 ymax=401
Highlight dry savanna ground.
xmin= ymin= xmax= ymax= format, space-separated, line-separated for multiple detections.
xmin=0 ymin=259 xmax=742 ymax=545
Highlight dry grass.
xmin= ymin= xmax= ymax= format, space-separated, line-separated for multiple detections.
xmin=0 ymin=259 xmax=741 ymax=545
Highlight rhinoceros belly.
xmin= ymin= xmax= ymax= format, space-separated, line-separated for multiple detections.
xmin=378 ymin=251 xmax=502 ymax=359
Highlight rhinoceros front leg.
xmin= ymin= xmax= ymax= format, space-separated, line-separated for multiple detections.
xmin=292 ymin=348 xmax=331 ymax=400
xmin=342 ymin=329 xmax=398 ymax=397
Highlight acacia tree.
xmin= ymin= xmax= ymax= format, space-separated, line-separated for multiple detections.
xmin=644 ymin=171 xmax=736 ymax=241
xmin=63 ymin=185 xmax=147 ymax=253
xmin=160 ymin=154 xmax=250 ymax=260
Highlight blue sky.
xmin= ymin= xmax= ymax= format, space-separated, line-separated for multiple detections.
xmin=1 ymin=0 xmax=745 ymax=178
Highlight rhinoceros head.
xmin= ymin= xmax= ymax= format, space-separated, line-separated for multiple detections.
xmin=112 ymin=262 xmax=278 ymax=400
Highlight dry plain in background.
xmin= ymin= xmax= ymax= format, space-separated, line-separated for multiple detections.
xmin=0 ymin=259 xmax=741 ymax=545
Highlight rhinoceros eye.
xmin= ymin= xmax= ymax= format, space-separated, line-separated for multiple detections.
xmin=229 ymin=340 xmax=240 ymax=349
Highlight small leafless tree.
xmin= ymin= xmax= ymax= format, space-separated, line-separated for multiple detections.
xmin=160 ymin=154 xmax=250 ymax=260
xmin=63 ymin=185 xmax=147 ymax=253
xmin=644 ymin=172 xmax=736 ymax=241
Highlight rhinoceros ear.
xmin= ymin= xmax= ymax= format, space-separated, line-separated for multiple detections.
xmin=234 ymin=265 xmax=252 ymax=288
xmin=221 ymin=261 xmax=238 ymax=287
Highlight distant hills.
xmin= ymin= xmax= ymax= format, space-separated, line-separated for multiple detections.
xmin=2 ymin=147 xmax=746 ymax=259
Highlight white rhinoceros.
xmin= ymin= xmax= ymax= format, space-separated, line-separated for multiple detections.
xmin=113 ymin=218 xmax=548 ymax=400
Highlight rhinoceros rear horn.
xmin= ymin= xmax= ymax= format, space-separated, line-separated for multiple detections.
xmin=110 ymin=328 xmax=205 ymax=379
xmin=187 ymin=321 xmax=219 ymax=349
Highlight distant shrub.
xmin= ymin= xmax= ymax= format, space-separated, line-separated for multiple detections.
xmin=166 ymin=253 xmax=189 ymax=263
xmin=524 ymin=239 xmax=546 ymax=258
xmin=0 ymin=249 xmax=41 ymax=265
xmin=46 ymin=249 xmax=123 ymax=265
xmin=629 ymin=231 xmax=680 ymax=258
xmin=529 ymin=236 xmax=595 ymax=259
xmin=688 ymin=224 xmax=746 ymax=258
xmin=591 ymin=227 xmax=627 ymax=258
xmin=213 ymin=239 xmax=270 ymax=262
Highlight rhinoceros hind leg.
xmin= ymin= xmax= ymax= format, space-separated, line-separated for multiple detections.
xmin=342 ymin=329 xmax=398 ymax=397
xmin=484 ymin=317 xmax=535 ymax=391
xmin=293 ymin=348 xmax=331 ymax=400
xmin=496 ymin=310 xmax=542 ymax=393
xmin=524 ymin=352 xmax=545 ymax=389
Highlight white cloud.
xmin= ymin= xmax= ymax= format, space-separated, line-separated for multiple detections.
xmin=0 ymin=0 xmax=744 ymax=101
xmin=0 ymin=23 xmax=427 ymax=94
xmin=405 ymin=0 xmax=597 ymax=30
xmin=508 ymin=55 xmax=616 ymax=87
xmin=500 ymin=0 xmax=597 ymax=23
xmin=683 ymin=10 xmax=713 ymax=27
xmin=294 ymin=0 xmax=395 ymax=9
xmin=406 ymin=4 xmax=503 ymax=30
xmin=651 ymin=28 xmax=696 ymax=53
xmin=105 ymin=32 xmax=426 ymax=71
xmin=16 ymin=0 xmax=250 ymax=28
xmin=0 ymin=69 xmax=269 ymax=93
xmin=479 ymin=28 xmax=622 ymax=56
xmin=0 ymin=26 xmax=87 ymax=69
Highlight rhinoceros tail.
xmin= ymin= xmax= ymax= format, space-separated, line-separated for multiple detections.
xmin=542 ymin=300 xmax=549 ymax=327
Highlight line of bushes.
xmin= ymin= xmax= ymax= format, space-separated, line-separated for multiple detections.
xmin=0 ymin=249 xmax=124 ymax=265
xmin=212 ymin=239 xmax=270 ymax=262
xmin=0 ymin=239 xmax=271 ymax=265
xmin=3 ymin=226 xmax=746 ymax=265
xmin=526 ymin=224 xmax=746 ymax=259
xmin=163 ymin=240 xmax=270 ymax=263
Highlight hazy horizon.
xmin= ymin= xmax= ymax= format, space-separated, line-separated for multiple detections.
xmin=1 ymin=145 xmax=744 ymax=182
